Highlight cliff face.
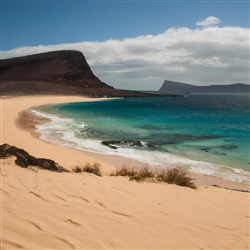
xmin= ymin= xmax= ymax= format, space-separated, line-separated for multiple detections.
xmin=0 ymin=50 xmax=110 ymax=88
xmin=159 ymin=80 xmax=250 ymax=94
xmin=0 ymin=50 xmax=155 ymax=97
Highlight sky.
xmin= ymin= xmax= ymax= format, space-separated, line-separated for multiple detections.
xmin=0 ymin=0 xmax=249 ymax=90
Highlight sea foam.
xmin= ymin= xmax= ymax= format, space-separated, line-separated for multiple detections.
xmin=31 ymin=109 xmax=249 ymax=184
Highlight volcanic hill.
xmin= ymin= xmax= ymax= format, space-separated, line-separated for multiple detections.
xmin=159 ymin=80 xmax=250 ymax=94
xmin=0 ymin=50 xmax=151 ymax=97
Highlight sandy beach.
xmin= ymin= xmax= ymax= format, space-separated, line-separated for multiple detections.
xmin=1 ymin=95 xmax=249 ymax=249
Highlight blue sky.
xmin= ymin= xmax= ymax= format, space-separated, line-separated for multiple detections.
xmin=1 ymin=0 xmax=249 ymax=50
xmin=1 ymin=0 xmax=249 ymax=90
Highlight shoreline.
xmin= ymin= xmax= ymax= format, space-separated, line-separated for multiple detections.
xmin=1 ymin=95 xmax=249 ymax=249
xmin=2 ymin=94 xmax=249 ymax=191
xmin=24 ymin=101 xmax=250 ymax=191
xmin=1 ymin=95 xmax=116 ymax=174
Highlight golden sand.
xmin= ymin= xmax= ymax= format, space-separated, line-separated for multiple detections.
xmin=1 ymin=95 xmax=249 ymax=249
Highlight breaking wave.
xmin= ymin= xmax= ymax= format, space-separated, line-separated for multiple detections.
xmin=31 ymin=109 xmax=249 ymax=184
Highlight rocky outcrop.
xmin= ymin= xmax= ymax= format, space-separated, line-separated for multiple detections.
xmin=159 ymin=80 xmax=250 ymax=93
xmin=0 ymin=143 xmax=67 ymax=172
xmin=101 ymin=140 xmax=145 ymax=149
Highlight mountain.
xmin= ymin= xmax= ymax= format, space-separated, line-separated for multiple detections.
xmin=0 ymin=50 xmax=153 ymax=97
xmin=159 ymin=80 xmax=250 ymax=94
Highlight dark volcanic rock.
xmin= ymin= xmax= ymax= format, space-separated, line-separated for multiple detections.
xmin=159 ymin=80 xmax=250 ymax=94
xmin=196 ymin=144 xmax=238 ymax=152
xmin=148 ymin=134 xmax=223 ymax=145
xmin=0 ymin=50 xmax=155 ymax=97
xmin=0 ymin=143 xmax=68 ymax=172
xmin=101 ymin=140 xmax=145 ymax=149
xmin=0 ymin=50 xmax=109 ymax=88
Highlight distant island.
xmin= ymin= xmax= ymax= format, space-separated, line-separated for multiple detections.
xmin=159 ymin=80 xmax=250 ymax=94
xmin=0 ymin=50 xmax=155 ymax=98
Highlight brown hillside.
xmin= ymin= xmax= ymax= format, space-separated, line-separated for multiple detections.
xmin=0 ymin=50 xmax=153 ymax=97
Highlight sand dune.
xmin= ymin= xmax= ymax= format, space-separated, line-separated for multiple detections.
xmin=2 ymin=158 xmax=249 ymax=249
xmin=1 ymin=95 xmax=249 ymax=249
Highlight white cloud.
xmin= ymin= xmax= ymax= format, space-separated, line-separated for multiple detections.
xmin=196 ymin=16 xmax=221 ymax=27
xmin=1 ymin=26 xmax=249 ymax=90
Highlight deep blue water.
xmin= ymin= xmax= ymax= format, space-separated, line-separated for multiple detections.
xmin=35 ymin=94 xmax=250 ymax=183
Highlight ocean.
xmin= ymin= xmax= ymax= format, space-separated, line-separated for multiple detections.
xmin=33 ymin=94 xmax=250 ymax=183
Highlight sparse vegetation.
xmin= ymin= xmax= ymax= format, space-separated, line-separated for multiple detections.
xmin=71 ymin=162 xmax=102 ymax=176
xmin=129 ymin=167 xmax=155 ymax=182
xmin=82 ymin=162 xmax=102 ymax=176
xmin=114 ymin=166 xmax=154 ymax=181
xmin=71 ymin=166 xmax=82 ymax=173
xmin=156 ymin=168 xmax=197 ymax=189
xmin=114 ymin=166 xmax=137 ymax=177
xmin=113 ymin=166 xmax=197 ymax=189
xmin=72 ymin=162 xmax=196 ymax=189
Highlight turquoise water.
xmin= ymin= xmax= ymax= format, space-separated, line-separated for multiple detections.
xmin=34 ymin=94 xmax=250 ymax=183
